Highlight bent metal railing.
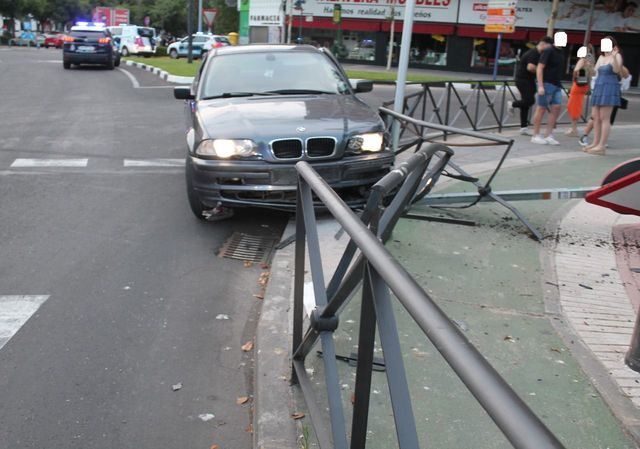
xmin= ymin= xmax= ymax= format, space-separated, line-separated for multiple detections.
xmin=380 ymin=80 xmax=590 ymax=139
xmin=291 ymin=143 xmax=566 ymax=449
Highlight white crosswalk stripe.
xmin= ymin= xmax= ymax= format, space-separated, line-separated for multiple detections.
xmin=123 ymin=158 xmax=184 ymax=167
xmin=0 ymin=295 xmax=49 ymax=350
xmin=11 ymin=158 xmax=88 ymax=168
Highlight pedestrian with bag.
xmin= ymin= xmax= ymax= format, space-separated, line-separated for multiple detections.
xmin=507 ymin=37 xmax=553 ymax=136
xmin=584 ymin=36 xmax=624 ymax=155
xmin=565 ymin=44 xmax=595 ymax=137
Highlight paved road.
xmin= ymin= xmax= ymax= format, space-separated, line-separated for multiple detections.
xmin=0 ymin=47 xmax=286 ymax=449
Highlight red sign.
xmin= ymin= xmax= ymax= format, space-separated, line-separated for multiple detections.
xmin=92 ymin=7 xmax=129 ymax=26
xmin=586 ymin=159 xmax=640 ymax=216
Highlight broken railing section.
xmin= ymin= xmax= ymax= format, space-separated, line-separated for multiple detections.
xmin=379 ymin=79 xmax=588 ymax=137
xmin=291 ymin=142 xmax=566 ymax=448
xmin=380 ymin=107 xmax=543 ymax=241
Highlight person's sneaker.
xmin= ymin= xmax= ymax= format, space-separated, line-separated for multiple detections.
xmin=545 ymin=135 xmax=560 ymax=145
xmin=520 ymin=127 xmax=532 ymax=136
xmin=578 ymin=135 xmax=589 ymax=146
xmin=531 ymin=135 xmax=548 ymax=145
xmin=507 ymin=101 xmax=515 ymax=116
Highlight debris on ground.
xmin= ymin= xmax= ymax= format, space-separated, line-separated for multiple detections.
xmin=198 ymin=413 xmax=215 ymax=422
xmin=237 ymin=396 xmax=251 ymax=405
xmin=244 ymin=260 xmax=253 ymax=268
xmin=241 ymin=341 xmax=254 ymax=352
xmin=172 ymin=382 xmax=182 ymax=391
xmin=578 ymin=283 xmax=593 ymax=290
xmin=291 ymin=412 xmax=305 ymax=420
xmin=215 ymin=314 xmax=230 ymax=320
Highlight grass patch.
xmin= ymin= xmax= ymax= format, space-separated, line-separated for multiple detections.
xmin=125 ymin=56 xmax=201 ymax=77
xmin=345 ymin=69 xmax=454 ymax=83
xmin=125 ymin=56 xmax=462 ymax=82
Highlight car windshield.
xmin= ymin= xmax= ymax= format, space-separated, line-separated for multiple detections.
xmin=200 ymin=51 xmax=350 ymax=99
xmin=215 ymin=37 xmax=230 ymax=44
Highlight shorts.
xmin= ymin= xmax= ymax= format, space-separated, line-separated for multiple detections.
xmin=536 ymin=82 xmax=563 ymax=107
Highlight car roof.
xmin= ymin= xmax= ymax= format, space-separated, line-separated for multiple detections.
xmin=213 ymin=44 xmax=321 ymax=56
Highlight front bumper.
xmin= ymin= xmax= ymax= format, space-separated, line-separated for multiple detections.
xmin=189 ymin=153 xmax=394 ymax=209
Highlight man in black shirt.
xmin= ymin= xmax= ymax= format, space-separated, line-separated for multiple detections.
xmin=508 ymin=37 xmax=553 ymax=135
xmin=531 ymin=34 xmax=567 ymax=145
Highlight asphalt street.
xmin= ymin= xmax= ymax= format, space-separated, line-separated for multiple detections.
xmin=0 ymin=47 xmax=286 ymax=449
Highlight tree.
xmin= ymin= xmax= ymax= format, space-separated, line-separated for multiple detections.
xmin=149 ymin=0 xmax=188 ymax=35
xmin=208 ymin=0 xmax=237 ymax=34
xmin=0 ymin=0 xmax=23 ymax=33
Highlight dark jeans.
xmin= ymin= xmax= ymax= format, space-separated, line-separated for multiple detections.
xmin=512 ymin=78 xmax=536 ymax=128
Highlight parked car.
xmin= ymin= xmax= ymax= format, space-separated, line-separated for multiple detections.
xmin=44 ymin=32 xmax=65 ymax=48
xmin=115 ymin=25 xmax=156 ymax=57
xmin=166 ymin=33 xmax=212 ymax=59
xmin=173 ymin=44 xmax=393 ymax=220
xmin=9 ymin=31 xmax=39 ymax=47
xmin=62 ymin=22 xmax=120 ymax=69
xmin=201 ymin=35 xmax=231 ymax=57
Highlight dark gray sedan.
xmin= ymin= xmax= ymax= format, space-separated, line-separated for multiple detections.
xmin=174 ymin=44 xmax=394 ymax=220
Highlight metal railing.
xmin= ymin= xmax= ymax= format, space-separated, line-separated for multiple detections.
xmin=380 ymin=80 xmax=590 ymax=140
xmin=291 ymin=142 xmax=566 ymax=448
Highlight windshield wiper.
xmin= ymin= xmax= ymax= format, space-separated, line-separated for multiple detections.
xmin=263 ymin=89 xmax=336 ymax=95
xmin=202 ymin=92 xmax=278 ymax=100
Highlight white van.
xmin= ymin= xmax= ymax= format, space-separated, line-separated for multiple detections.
xmin=111 ymin=25 xmax=156 ymax=57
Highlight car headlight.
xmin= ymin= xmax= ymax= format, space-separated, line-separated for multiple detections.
xmin=195 ymin=139 xmax=260 ymax=159
xmin=347 ymin=132 xmax=384 ymax=153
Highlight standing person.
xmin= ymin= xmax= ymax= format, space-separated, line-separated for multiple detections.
xmin=566 ymin=44 xmax=595 ymax=137
xmin=531 ymin=34 xmax=566 ymax=145
xmin=507 ymin=37 xmax=553 ymax=135
xmin=584 ymin=36 xmax=623 ymax=155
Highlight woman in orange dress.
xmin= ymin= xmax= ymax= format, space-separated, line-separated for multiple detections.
xmin=566 ymin=44 xmax=595 ymax=137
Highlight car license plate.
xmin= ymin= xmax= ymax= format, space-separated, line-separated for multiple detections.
xmin=77 ymin=45 xmax=95 ymax=52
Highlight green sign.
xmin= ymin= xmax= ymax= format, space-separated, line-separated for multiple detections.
xmin=332 ymin=4 xmax=342 ymax=24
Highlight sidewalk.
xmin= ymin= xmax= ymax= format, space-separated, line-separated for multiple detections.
xmin=255 ymin=127 xmax=640 ymax=448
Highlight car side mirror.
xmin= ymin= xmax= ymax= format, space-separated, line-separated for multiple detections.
xmin=352 ymin=79 xmax=373 ymax=93
xmin=174 ymin=86 xmax=194 ymax=100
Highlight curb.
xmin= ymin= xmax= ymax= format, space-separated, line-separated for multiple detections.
xmin=124 ymin=59 xmax=194 ymax=84
xmin=253 ymin=223 xmax=299 ymax=449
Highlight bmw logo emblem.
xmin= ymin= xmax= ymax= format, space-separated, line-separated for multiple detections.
xmin=296 ymin=127 xmax=306 ymax=133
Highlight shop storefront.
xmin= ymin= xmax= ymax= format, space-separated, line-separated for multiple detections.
xmin=284 ymin=0 xmax=639 ymax=84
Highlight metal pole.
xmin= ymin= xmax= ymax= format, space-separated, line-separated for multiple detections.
xmin=492 ymin=33 xmax=502 ymax=81
xmin=626 ymin=311 xmax=640 ymax=373
xmin=287 ymin=0 xmax=293 ymax=44
xmin=197 ymin=0 xmax=203 ymax=33
xmin=187 ymin=0 xmax=194 ymax=63
xmin=298 ymin=6 xmax=303 ymax=43
xmin=386 ymin=0 xmax=395 ymax=71
xmin=391 ymin=0 xmax=416 ymax=150
xmin=547 ymin=0 xmax=561 ymax=36
xmin=583 ymin=0 xmax=596 ymax=46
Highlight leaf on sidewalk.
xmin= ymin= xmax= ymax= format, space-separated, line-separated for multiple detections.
xmin=237 ymin=396 xmax=251 ymax=405
xmin=252 ymin=293 xmax=264 ymax=300
xmin=210 ymin=445 xmax=219 ymax=449
xmin=243 ymin=260 xmax=253 ymax=268
xmin=241 ymin=341 xmax=254 ymax=352
xmin=291 ymin=412 xmax=305 ymax=420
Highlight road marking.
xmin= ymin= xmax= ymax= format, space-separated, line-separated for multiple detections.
xmin=0 ymin=295 xmax=49 ymax=351
xmin=117 ymin=67 xmax=140 ymax=88
xmin=11 ymin=158 xmax=88 ymax=168
xmin=124 ymin=158 xmax=184 ymax=167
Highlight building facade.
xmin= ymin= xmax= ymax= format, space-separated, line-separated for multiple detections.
xmin=268 ymin=0 xmax=639 ymax=84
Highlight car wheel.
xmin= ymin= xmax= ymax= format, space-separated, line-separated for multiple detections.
xmin=185 ymin=160 xmax=206 ymax=220
xmin=120 ymin=46 xmax=129 ymax=57
xmin=106 ymin=57 xmax=115 ymax=70
xmin=169 ymin=49 xmax=178 ymax=59
xmin=114 ymin=56 xmax=120 ymax=67
xmin=63 ymin=61 xmax=71 ymax=69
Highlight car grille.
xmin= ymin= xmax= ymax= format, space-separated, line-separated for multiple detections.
xmin=306 ymin=138 xmax=336 ymax=157
xmin=271 ymin=139 xmax=303 ymax=159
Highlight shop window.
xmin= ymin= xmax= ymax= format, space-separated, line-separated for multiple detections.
xmin=472 ymin=38 xmax=529 ymax=71
xmin=386 ymin=34 xmax=448 ymax=66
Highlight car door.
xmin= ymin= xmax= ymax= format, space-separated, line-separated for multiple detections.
xmin=178 ymin=37 xmax=189 ymax=56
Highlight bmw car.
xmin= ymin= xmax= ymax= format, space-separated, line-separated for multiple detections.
xmin=174 ymin=45 xmax=393 ymax=220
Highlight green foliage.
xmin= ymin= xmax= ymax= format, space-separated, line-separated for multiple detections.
xmin=208 ymin=0 xmax=238 ymax=35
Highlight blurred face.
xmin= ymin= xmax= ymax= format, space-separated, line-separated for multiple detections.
xmin=624 ymin=4 xmax=636 ymax=17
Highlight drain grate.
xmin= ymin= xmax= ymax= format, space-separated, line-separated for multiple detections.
xmin=219 ymin=232 xmax=278 ymax=263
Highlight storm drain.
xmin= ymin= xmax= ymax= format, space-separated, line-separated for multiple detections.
xmin=218 ymin=232 xmax=278 ymax=263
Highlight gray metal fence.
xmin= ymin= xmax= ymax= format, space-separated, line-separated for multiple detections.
xmin=381 ymin=80 xmax=590 ymax=139
xmin=291 ymin=140 xmax=566 ymax=448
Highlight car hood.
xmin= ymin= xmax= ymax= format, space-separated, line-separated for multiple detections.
xmin=195 ymin=94 xmax=383 ymax=142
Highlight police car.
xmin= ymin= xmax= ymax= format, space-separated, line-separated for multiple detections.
xmin=62 ymin=22 xmax=120 ymax=70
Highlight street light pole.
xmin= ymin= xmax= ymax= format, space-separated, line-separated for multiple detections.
xmin=583 ymin=0 xmax=596 ymax=46
xmin=298 ymin=6 xmax=303 ymax=43
xmin=287 ymin=0 xmax=293 ymax=44
xmin=198 ymin=0 xmax=203 ymax=33
xmin=391 ymin=0 xmax=416 ymax=150
xmin=187 ymin=0 xmax=194 ymax=63
xmin=386 ymin=0 xmax=395 ymax=71
xmin=546 ymin=0 xmax=561 ymax=36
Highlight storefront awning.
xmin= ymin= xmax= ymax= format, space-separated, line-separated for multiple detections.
xmin=381 ymin=22 xmax=455 ymax=35
xmin=528 ymin=29 xmax=606 ymax=44
xmin=456 ymin=25 xmax=527 ymax=41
